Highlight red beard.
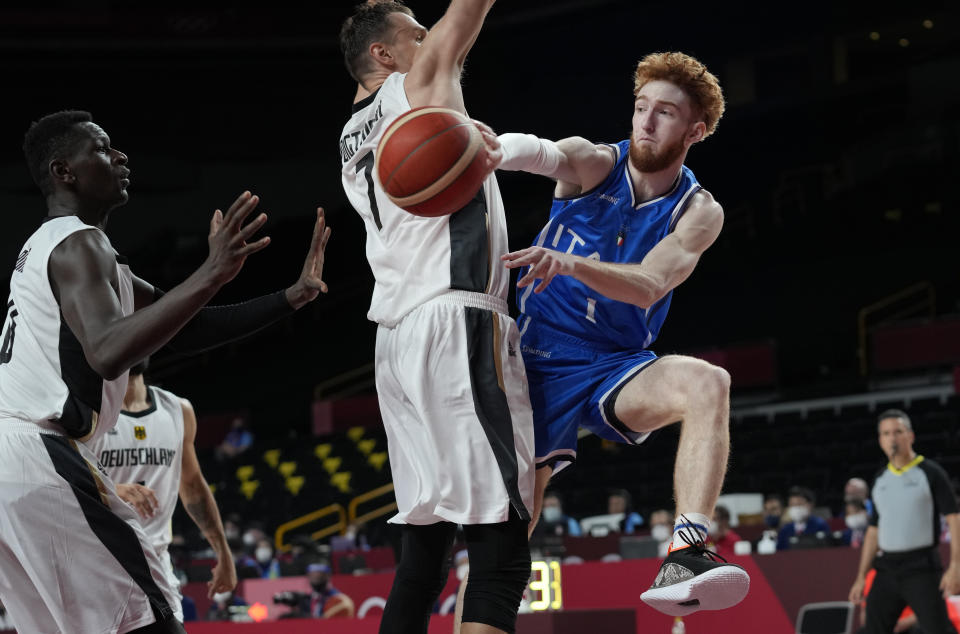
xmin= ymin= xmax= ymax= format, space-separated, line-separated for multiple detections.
xmin=628 ymin=135 xmax=686 ymax=172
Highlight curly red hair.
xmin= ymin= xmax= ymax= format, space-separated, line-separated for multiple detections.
xmin=633 ymin=52 xmax=725 ymax=139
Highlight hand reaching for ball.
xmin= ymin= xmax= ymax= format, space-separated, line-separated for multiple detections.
xmin=472 ymin=118 xmax=503 ymax=173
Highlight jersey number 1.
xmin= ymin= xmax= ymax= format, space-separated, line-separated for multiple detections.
xmin=0 ymin=301 xmax=18 ymax=365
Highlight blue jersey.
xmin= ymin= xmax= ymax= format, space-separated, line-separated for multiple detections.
xmin=518 ymin=140 xmax=701 ymax=350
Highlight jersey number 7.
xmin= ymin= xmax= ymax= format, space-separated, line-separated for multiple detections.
xmin=0 ymin=301 xmax=18 ymax=365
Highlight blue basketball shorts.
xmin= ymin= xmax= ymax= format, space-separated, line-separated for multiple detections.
xmin=517 ymin=316 xmax=659 ymax=473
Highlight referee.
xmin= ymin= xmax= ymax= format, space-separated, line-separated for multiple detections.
xmin=848 ymin=409 xmax=960 ymax=633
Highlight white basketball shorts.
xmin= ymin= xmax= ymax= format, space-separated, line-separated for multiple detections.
xmin=0 ymin=421 xmax=181 ymax=633
xmin=375 ymin=290 xmax=535 ymax=525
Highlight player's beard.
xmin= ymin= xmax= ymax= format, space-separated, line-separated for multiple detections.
xmin=628 ymin=134 xmax=686 ymax=173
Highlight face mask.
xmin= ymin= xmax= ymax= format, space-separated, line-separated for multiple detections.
xmin=456 ymin=563 xmax=470 ymax=581
xmin=542 ymin=507 xmax=561 ymax=523
xmin=225 ymin=527 xmax=240 ymax=541
xmin=310 ymin=579 xmax=329 ymax=593
xmin=651 ymin=524 xmax=671 ymax=542
xmin=708 ymin=520 xmax=720 ymax=536
xmin=255 ymin=547 xmax=273 ymax=564
xmin=845 ymin=513 xmax=868 ymax=530
xmin=787 ymin=505 xmax=809 ymax=523
xmin=213 ymin=591 xmax=232 ymax=604
xmin=764 ymin=514 xmax=780 ymax=528
xmin=344 ymin=529 xmax=357 ymax=540
xmin=243 ymin=532 xmax=257 ymax=547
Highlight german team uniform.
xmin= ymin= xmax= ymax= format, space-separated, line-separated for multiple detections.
xmin=89 ymin=386 xmax=187 ymax=621
xmin=340 ymin=72 xmax=535 ymax=526
xmin=0 ymin=217 xmax=180 ymax=632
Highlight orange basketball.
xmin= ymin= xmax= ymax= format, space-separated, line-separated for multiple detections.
xmin=322 ymin=593 xmax=354 ymax=619
xmin=375 ymin=106 xmax=488 ymax=217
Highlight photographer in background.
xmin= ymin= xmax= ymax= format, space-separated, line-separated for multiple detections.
xmin=274 ymin=563 xmax=355 ymax=619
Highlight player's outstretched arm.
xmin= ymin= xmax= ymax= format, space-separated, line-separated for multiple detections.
xmin=178 ymin=398 xmax=237 ymax=599
xmin=502 ymin=191 xmax=723 ymax=307
xmin=132 ymin=207 xmax=331 ymax=356
xmin=51 ymin=191 xmax=270 ymax=380
xmin=497 ymin=132 xmax=616 ymax=197
xmin=404 ymin=0 xmax=496 ymax=110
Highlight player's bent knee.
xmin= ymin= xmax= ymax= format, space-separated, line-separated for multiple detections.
xmin=462 ymin=519 xmax=532 ymax=634
xmin=461 ymin=559 xmax=531 ymax=633
xmin=672 ymin=356 xmax=729 ymax=403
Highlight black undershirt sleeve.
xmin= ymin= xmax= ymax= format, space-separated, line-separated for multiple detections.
xmin=153 ymin=287 xmax=295 ymax=355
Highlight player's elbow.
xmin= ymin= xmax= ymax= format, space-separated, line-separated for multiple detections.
xmin=630 ymin=285 xmax=665 ymax=310
xmin=88 ymin=353 xmax=125 ymax=381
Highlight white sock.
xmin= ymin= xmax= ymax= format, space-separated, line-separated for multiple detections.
xmin=671 ymin=512 xmax=710 ymax=550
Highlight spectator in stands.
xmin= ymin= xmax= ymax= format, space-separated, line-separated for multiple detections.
xmin=777 ymin=486 xmax=830 ymax=550
xmin=207 ymin=589 xmax=248 ymax=621
xmin=280 ymin=535 xmax=322 ymax=576
xmin=303 ymin=563 xmax=355 ymax=618
xmin=216 ymin=417 xmax=254 ymax=461
xmin=532 ymin=490 xmax=582 ymax=538
xmin=841 ymin=499 xmax=869 ymax=548
xmin=763 ymin=493 xmax=785 ymax=529
xmin=845 ymin=477 xmax=875 ymax=517
xmin=608 ymin=489 xmax=644 ymax=533
xmin=257 ymin=539 xmax=283 ymax=579
xmin=649 ymin=509 xmax=674 ymax=558
xmin=331 ymin=521 xmax=370 ymax=552
xmin=708 ymin=505 xmax=743 ymax=558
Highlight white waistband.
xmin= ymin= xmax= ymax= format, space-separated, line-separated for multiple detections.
xmin=424 ymin=290 xmax=508 ymax=315
xmin=0 ymin=419 xmax=65 ymax=436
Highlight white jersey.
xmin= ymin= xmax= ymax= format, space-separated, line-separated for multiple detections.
xmin=0 ymin=216 xmax=133 ymax=442
xmin=90 ymin=386 xmax=185 ymax=553
xmin=340 ymin=72 xmax=511 ymax=327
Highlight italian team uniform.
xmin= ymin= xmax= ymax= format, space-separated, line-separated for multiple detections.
xmin=0 ymin=216 xmax=180 ymax=633
xmin=90 ymin=386 xmax=187 ymax=621
xmin=517 ymin=140 xmax=702 ymax=471
xmin=340 ymin=72 xmax=535 ymax=525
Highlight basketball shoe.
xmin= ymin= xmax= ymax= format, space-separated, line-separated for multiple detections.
xmin=640 ymin=520 xmax=750 ymax=616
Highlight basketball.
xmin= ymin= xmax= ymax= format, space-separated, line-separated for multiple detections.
xmin=375 ymin=106 xmax=488 ymax=217
xmin=322 ymin=593 xmax=354 ymax=619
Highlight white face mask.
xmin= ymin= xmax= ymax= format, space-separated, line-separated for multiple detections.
xmin=242 ymin=532 xmax=257 ymax=547
xmin=845 ymin=513 xmax=868 ymax=530
xmin=456 ymin=563 xmax=470 ymax=581
xmin=213 ymin=591 xmax=232 ymax=604
xmin=651 ymin=524 xmax=672 ymax=542
xmin=542 ymin=507 xmax=562 ymax=523
xmin=787 ymin=505 xmax=810 ymax=523
xmin=255 ymin=547 xmax=273 ymax=564
xmin=708 ymin=520 xmax=721 ymax=536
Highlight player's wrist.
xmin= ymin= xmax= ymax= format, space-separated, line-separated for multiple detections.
xmin=285 ymin=283 xmax=312 ymax=310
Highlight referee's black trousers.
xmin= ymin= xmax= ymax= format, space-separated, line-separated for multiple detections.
xmin=865 ymin=548 xmax=957 ymax=634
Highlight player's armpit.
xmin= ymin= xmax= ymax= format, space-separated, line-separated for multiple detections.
xmin=131 ymin=275 xmax=156 ymax=310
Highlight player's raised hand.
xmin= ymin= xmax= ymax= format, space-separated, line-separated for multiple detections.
xmin=116 ymin=483 xmax=159 ymax=519
xmin=473 ymin=118 xmax=502 ymax=173
xmin=202 ymin=191 xmax=271 ymax=286
xmin=285 ymin=207 xmax=332 ymax=309
xmin=502 ymin=246 xmax=576 ymax=293
xmin=208 ymin=552 xmax=238 ymax=599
